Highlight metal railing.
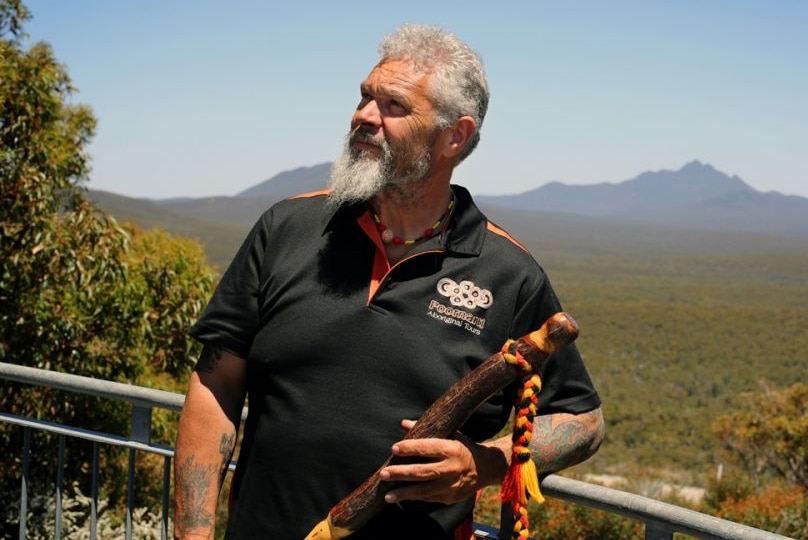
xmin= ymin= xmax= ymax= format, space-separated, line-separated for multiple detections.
xmin=0 ymin=361 xmax=794 ymax=540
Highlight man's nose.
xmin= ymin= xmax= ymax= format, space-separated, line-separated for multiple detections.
xmin=352 ymin=99 xmax=381 ymax=130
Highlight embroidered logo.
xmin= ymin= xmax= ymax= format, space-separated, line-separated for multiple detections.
xmin=427 ymin=278 xmax=492 ymax=336
xmin=436 ymin=278 xmax=493 ymax=310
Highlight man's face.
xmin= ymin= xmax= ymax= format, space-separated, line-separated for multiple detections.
xmin=329 ymin=59 xmax=442 ymax=206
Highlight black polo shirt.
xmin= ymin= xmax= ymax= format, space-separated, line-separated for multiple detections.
xmin=190 ymin=185 xmax=600 ymax=540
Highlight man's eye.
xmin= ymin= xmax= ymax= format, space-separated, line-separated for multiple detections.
xmin=389 ymin=100 xmax=407 ymax=113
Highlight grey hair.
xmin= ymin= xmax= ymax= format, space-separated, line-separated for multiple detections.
xmin=377 ymin=24 xmax=489 ymax=163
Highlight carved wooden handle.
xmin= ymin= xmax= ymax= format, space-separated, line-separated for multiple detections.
xmin=305 ymin=312 xmax=579 ymax=539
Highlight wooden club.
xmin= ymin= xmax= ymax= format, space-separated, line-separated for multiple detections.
xmin=304 ymin=311 xmax=579 ymax=540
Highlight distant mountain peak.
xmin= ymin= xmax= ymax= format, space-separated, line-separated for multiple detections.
xmin=628 ymin=160 xmax=751 ymax=194
xmin=237 ymin=162 xmax=332 ymax=199
xmin=475 ymin=160 xmax=808 ymax=237
xmin=680 ymin=159 xmax=710 ymax=171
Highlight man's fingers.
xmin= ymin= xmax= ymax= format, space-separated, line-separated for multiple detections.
xmin=379 ymin=436 xmax=481 ymax=505
xmin=391 ymin=438 xmax=458 ymax=458
xmin=380 ymin=462 xmax=442 ymax=482
xmin=384 ymin=480 xmax=443 ymax=504
xmin=381 ymin=439 xmax=467 ymax=480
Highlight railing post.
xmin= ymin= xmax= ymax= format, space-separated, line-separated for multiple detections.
xmin=162 ymin=455 xmax=172 ymax=540
xmin=131 ymin=404 xmax=153 ymax=444
xmin=128 ymin=404 xmax=152 ymax=540
xmin=56 ymin=434 xmax=66 ymax=539
xmin=19 ymin=427 xmax=31 ymax=540
xmin=127 ymin=447 xmax=136 ymax=540
xmin=646 ymin=521 xmax=675 ymax=540
xmin=91 ymin=442 xmax=99 ymax=540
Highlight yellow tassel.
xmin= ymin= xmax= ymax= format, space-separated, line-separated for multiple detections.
xmin=521 ymin=458 xmax=544 ymax=504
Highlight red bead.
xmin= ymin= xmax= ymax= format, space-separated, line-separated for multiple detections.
xmin=392 ymin=236 xmax=403 ymax=245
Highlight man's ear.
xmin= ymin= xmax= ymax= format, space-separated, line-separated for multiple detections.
xmin=442 ymin=116 xmax=476 ymax=159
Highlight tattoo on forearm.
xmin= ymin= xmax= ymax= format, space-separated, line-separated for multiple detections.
xmin=175 ymin=455 xmax=219 ymax=532
xmin=195 ymin=345 xmax=223 ymax=374
xmin=218 ymin=432 xmax=236 ymax=486
xmin=530 ymin=410 xmax=605 ymax=474
xmin=175 ymin=432 xmax=237 ymax=534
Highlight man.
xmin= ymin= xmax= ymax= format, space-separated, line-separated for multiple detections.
xmin=174 ymin=24 xmax=604 ymax=540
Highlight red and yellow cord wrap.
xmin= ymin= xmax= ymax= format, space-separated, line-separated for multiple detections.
xmin=499 ymin=340 xmax=544 ymax=539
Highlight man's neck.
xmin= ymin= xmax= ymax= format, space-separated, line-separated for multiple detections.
xmin=372 ymin=180 xmax=452 ymax=241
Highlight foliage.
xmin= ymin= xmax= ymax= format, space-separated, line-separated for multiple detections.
xmin=705 ymin=381 xmax=808 ymax=537
xmin=0 ymin=0 xmax=216 ymax=531
xmin=712 ymin=382 xmax=808 ymax=490
xmin=537 ymin=245 xmax=808 ymax=480
xmin=478 ymin=241 xmax=808 ymax=536
xmin=1 ymin=484 xmax=170 ymax=540
xmin=703 ymin=476 xmax=807 ymax=539
xmin=0 ymin=3 xmax=94 ymax=209
xmin=475 ymin=485 xmax=643 ymax=539
xmin=125 ymin=227 xmax=214 ymax=377
xmin=0 ymin=0 xmax=28 ymax=40
xmin=530 ymin=498 xmax=644 ymax=540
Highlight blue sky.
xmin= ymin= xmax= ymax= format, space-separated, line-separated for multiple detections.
xmin=23 ymin=1 xmax=808 ymax=199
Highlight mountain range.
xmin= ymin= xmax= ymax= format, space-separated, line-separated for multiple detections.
xmin=475 ymin=160 xmax=808 ymax=237
xmin=88 ymin=160 xmax=808 ymax=270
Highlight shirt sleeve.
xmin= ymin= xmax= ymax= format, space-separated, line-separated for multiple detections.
xmin=510 ymin=270 xmax=601 ymax=415
xmin=189 ymin=211 xmax=272 ymax=359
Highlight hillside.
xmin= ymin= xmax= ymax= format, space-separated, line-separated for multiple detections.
xmin=88 ymin=160 xmax=808 ymax=270
xmin=545 ymin=245 xmax=808 ymax=479
xmin=87 ymin=190 xmax=252 ymax=271
xmin=86 ymin=163 xmax=808 ymax=487
xmin=143 ymin=160 xmax=808 ymax=239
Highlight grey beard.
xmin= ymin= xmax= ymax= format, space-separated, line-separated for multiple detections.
xmin=328 ymin=134 xmax=432 ymax=210
xmin=328 ymin=140 xmax=392 ymax=209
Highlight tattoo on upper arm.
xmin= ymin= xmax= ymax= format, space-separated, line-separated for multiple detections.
xmin=195 ymin=345 xmax=224 ymax=374
xmin=530 ymin=410 xmax=604 ymax=474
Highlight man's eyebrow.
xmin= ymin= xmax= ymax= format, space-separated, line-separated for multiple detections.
xmin=359 ymin=83 xmax=410 ymax=104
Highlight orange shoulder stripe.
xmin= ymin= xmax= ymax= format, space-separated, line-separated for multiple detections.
xmin=486 ymin=222 xmax=529 ymax=254
xmin=288 ymin=188 xmax=332 ymax=200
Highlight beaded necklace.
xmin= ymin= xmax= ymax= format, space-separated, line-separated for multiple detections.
xmin=369 ymin=192 xmax=456 ymax=246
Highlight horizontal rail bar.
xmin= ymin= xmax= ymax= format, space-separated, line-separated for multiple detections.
xmin=0 ymin=361 xmax=248 ymax=421
xmin=0 ymin=411 xmax=237 ymax=471
xmin=541 ymin=475 xmax=791 ymax=540
xmin=0 ymin=361 xmax=184 ymax=411
xmin=0 ymin=411 xmax=176 ymax=457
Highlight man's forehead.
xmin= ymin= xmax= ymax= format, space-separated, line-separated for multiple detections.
xmin=361 ymin=58 xmax=432 ymax=94
xmin=375 ymin=56 xmax=431 ymax=75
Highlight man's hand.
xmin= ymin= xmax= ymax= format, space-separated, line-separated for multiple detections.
xmin=376 ymin=407 xmax=605 ymax=506
xmin=378 ymin=420 xmax=507 ymax=505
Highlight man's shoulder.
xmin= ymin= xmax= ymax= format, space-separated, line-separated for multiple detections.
xmin=270 ymin=188 xmax=332 ymax=212
xmin=482 ymin=219 xmax=532 ymax=256
xmin=255 ymin=189 xmax=333 ymax=224
xmin=451 ymin=185 xmax=543 ymax=268
xmin=478 ymin=215 xmax=542 ymax=270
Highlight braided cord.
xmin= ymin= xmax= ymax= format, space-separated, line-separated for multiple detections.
xmin=499 ymin=340 xmax=544 ymax=539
